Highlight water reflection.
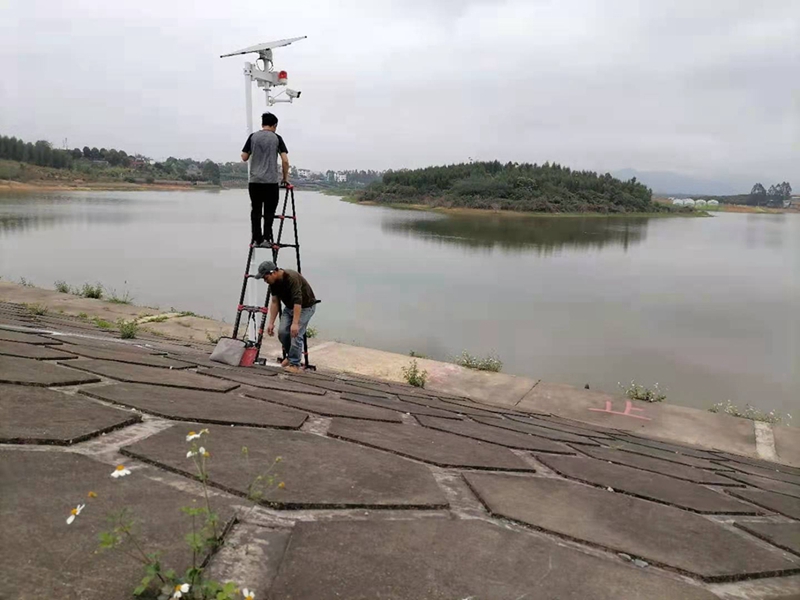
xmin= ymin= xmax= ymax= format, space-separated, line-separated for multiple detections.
xmin=381 ymin=213 xmax=649 ymax=254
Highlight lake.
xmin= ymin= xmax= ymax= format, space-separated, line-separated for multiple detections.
xmin=1 ymin=189 xmax=797 ymax=417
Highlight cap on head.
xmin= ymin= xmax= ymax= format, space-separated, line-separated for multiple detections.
xmin=255 ymin=261 xmax=278 ymax=279
xmin=262 ymin=112 xmax=278 ymax=127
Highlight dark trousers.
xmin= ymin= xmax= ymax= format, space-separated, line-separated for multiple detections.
xmin=248 ymin=183 xmax=280 ymax=243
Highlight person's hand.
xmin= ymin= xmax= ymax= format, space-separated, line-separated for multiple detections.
xmin=291 ymin=323 xmax=300 ymax=338
xmin=267 ymin=324 xmax=275 ymax=337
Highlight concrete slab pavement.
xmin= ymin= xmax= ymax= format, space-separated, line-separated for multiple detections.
xmin=735 ymin=522 xmax=800 ymax=557
xmin=0 ymin=355 xmax=101 ymax=386
xmin=465 ymin=472 xmax=800 ymax=581
xmin=243 ymin=387 xmax=404 ymax=422
xmin=726 ymin=489 xmax=800 ymax=520
xmin=268 ymin=519 xmax=720 ymax=600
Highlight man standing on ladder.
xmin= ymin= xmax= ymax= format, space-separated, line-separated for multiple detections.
xmin=255 ymin=260 xmax=318 ymax=372
xmin=241 ymin=112 xmax=290 ymax=246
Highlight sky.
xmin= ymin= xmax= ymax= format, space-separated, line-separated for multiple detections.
xmin=1 ymin=0 xmax=798 ymax=191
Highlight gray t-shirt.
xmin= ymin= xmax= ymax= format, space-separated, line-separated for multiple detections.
xmin=242 ymin=130 xmax=288 ymax=184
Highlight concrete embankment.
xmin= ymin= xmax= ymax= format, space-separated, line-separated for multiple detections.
xmin=1 ymin=280 xmax=797 ymax=467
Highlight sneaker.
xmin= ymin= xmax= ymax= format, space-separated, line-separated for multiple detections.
xmin=283 ymin=365 xmax=301 ymax=373
xmin=258 ymin=239 xmax=273 ymax=248
xmin=280 ymin=358 xmax=290 ymax=367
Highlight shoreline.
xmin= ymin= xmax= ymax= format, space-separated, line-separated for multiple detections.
xmin=0 ymin=280 xmax=796 ymax=465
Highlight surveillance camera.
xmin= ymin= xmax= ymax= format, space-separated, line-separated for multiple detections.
xmin=286 ymin=88 xmax=302 ymax=99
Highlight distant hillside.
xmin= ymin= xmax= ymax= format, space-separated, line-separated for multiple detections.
xmin=358 ymin=161 xmax=675 ymax=214
xmin=612 ymin=169 xmax=742 ymax=196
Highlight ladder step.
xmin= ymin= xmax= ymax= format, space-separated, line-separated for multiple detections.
xmin=274 ymin=215 xmax=296 ymax=220
xmin=237 ymin=305 xmax=269 ymax=314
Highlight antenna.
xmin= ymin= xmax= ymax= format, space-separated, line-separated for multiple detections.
xmin=220 ymin=36 xmax=307 ymax=138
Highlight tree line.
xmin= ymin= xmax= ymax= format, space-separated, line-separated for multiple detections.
xmin=748 ymin=182 xmax=792 ymax=207
xmin=359 ymin=161 xmax=663 ymax=213
xmin=0 ymin=133 xmax=220 ymax=184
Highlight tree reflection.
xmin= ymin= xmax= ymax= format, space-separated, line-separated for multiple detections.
xmin=381 ymin=213 xmax=650 ymax=254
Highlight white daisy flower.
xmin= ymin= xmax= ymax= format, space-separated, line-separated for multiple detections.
xmin=111 ymin=464 xmax=131 ymax=478
xmin=242 ymin=588 xmax=255 ymax=600
xmin=185 ymin=428 xmax=209 ymax=442
xmin=172 ymin=583 xmax=190 ymax=598
xmin=187 ymin=446 xmax=209 ymax=458
xmin=66 ymin=503 xmax=85 ymax=525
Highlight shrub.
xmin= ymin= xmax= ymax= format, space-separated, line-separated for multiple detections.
xmin=118 ymin=319 xmax=139 ymax=339
xmin=402 ymin=359 xmax=428 ymax=388
xmin=79 ymin=282 xmax=103 ymax=299
xmin=620 ymin=380 xmax=666 ymax=403
xmin=305 ymin=326 xmax=318 ymax=339
xmin=709 ymin=400 xmax=791 ymax=425
xmin=108 ymin=289 xmax=134 ymax=304
xmin=54 ymin=280 xmax=70 ymax=293
xmin=25 ymin=303 xmax=48 ymax=316
xmin=18 ymin=277 xmax=34 ymax=287
xmin=455 ymin=351 xmax=503 ymax=372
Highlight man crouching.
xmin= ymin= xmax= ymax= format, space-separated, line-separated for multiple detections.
xmin=256 ymin=261 xmax=318 ymax=372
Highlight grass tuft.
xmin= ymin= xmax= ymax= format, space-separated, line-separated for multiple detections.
xmin=709 ymin=400 xmax=791 ymax=425
xmin=402 ymin=359 xmax=428 ymax=388
xmin=24 ymin=302 xmax=48 ymax=316
xmin=455 ymin=351 xmax=503 ymax=372
xmin=54 ymin=280 xmax=70 ymax=293
xmin=108 ymin=289 xmax=134 ymax=304
xmin=619 ymin=380 xmax=666 ymax=403
xmin=117 ymin=319 xmax=139 ymax=339
xmin=79 ymin=282 xmax=104 ymax=299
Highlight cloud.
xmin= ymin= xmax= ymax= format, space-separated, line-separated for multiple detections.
xmin=1 ymin=0 xmax=797 ymax=189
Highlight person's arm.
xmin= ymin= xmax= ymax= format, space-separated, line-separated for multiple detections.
xmin=277 ymin=135 xmax=289 ymax=183
xmin=291 ymin=304 xmax=301 ymax=338
xmin=289 ymin=274 xmax=302 ymax=337
xmin=266 ymin=295 xmax=280 ymax=336
xmin=241 ymin=134 xmax=253 ymax=162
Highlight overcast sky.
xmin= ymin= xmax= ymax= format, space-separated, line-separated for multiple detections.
xmin=2 ymin=0 xmax=798 ymax=189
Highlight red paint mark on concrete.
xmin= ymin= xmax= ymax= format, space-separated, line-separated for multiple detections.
xmin=588 ymin=400 xmax=651 ymax=421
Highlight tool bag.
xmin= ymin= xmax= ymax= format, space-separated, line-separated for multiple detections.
xmin=209 ymin=337 xmax=246 ymax=366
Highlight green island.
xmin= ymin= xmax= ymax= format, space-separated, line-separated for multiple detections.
xmin=354 ymin=161 xmax=683 ymax=215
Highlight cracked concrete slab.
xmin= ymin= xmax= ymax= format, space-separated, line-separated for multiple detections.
xmin=0 ymin=384 xmax=140 ymax=444
xmin=0 ymin=329 xmax=55 ymax=344
xmin=575 ymin=445 xmax=742 ymax=486
xmin=725 ymin=461 xmax=800 ymax=487
xmin=288 ymin=378 xmax=391 ymax=398
xmin=80 ymin=383 xmax=307 ymax=429
xmin=57 ymin=345 xmax=194 ymax=369
xmin=339 ymin=392 xmax=464 ymax=420
xmin=608 ymin=440 xmax=728 ymax=470
xmin=122 ymin=423 xmax=447 ymax=509
xmin=0 ymin=355 xmax=101 ymax=386
xmin=465 ymin=472 xmax=800 ymax=581
xmin=268 ymin=519 xmax=719 ymax=600
xmin=726 ymin=489 xmax=800 ymax=520
xmin=735 ymin=522 xmax=800 ymax=557
xmin=62 ymin=359 xmax=238 ymax=392
xmin=615 ymin=434 xmax=727 ymax=461
xmin=722 ymin=472 xmax=800 ymax=500
xmin=0 ymin=339 xmax=79 ymax=360
xmin=472 ymin=414 xmax=601 ymax=446
xmin=328 ymin=418 xmax=535 ymax=470
xmin=196 ymin=366 xmax=326 ymax=395
xmin=416 ymin=415 xmax=575 ymax=454
xmin=508 ymin=414 xmax=615 ymax=440
xmin=0 ymin=450 xmax=237 ymax=600
xmin=244 ymin=388 xmax=403 ymax=422
xmin=536 ymin=454 xmax=760 ymax=514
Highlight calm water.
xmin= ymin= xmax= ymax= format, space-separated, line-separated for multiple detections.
xmin=1 ymin=190 xmax=798 ymax=416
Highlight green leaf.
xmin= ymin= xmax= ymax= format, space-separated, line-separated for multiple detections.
xmin=133 ymin=574 xmax=153 ymax=595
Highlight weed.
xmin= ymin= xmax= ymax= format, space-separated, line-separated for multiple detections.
xmin=709 ymin=400 xmax=791 ymax=425
xmin=77 ymin=312 xmax=88 ymax=320
xmin=54 ymin=280 xmax=71 ymax=293
xmin=18 ymin=277 xmax=34 ymax=287
xmin=177 ymin=310 xmax=198 ymax=318
xmin=409 ymin=350 xmax=428 ymax=359
xmin=306 ymin=326 xmax=318 ymax=339
xmin=455 ymin=351 xmax=503 ymax=372
xmin=118 ymin=319 xmax=139 ymax=339
xmin=108 ymin=289 xmax=134 ymax=304
xmin=619 ymin=380 xmax=666 ymax=403
xmin=147 ymin=315 xmax=170 ymax=323
xmin=206 ymin=332 xmax=223 ymax=344
xmin=24 ymin=303 xmax=48 ymax=316
xmin=92 ymin=317 xmax=113 ymax=329
xmin=402 ymin=359 xmax=428 ymax=388
xmin=69 ymin=430 xmax=281 ymax=598
xmin=79 ymin=282 xmax=104 ymax=299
